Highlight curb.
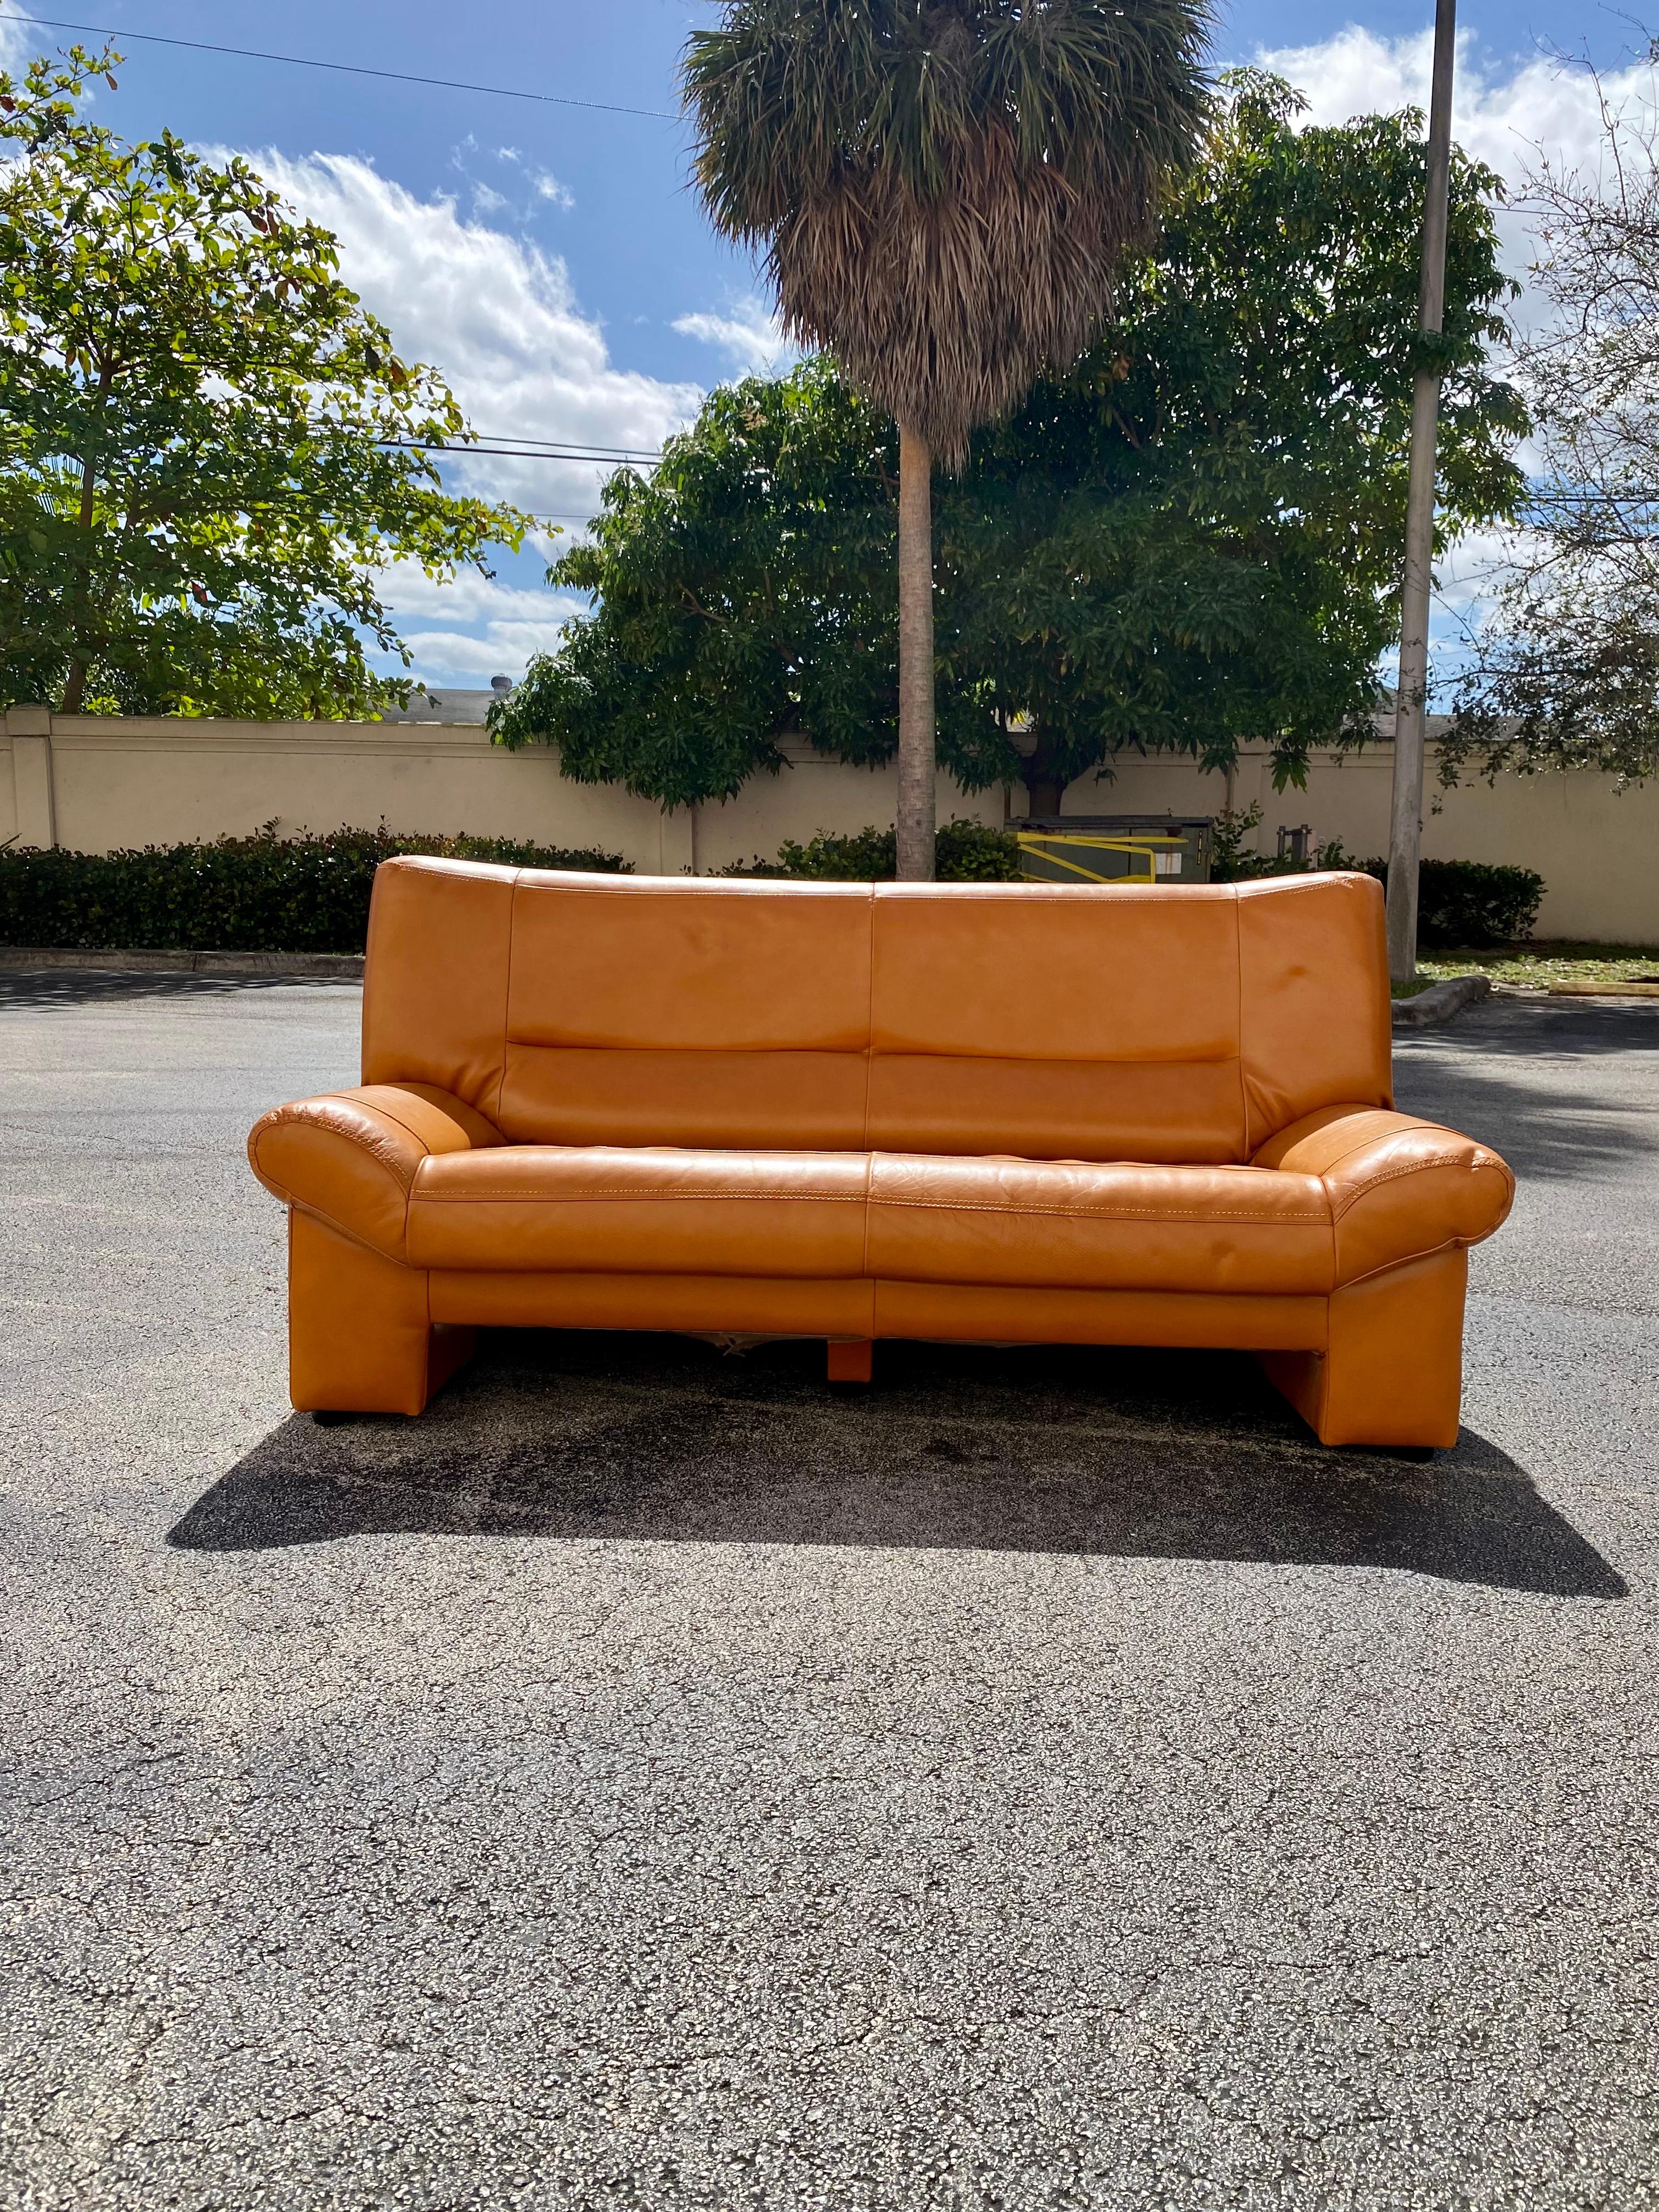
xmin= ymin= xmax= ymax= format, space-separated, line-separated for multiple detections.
xmin=0 ymin=946 xmax=365 ymax=981
xmin=1392 ymin=973 xmax=1492 ymax=1028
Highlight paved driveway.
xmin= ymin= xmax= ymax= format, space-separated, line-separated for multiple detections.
xmin=2 ymin=974 xmax=1656 ymax=2210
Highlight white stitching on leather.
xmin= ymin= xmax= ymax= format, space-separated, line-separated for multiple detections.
xmin=413 ymin=1186 xmax=867 ymax=1204
xmin=262 ymin=1099 xmax=421 ymax=1192
xmin=870 ymin=1200 xmax=1329 ymax=1223
xmin=1329 ymin=1151 xmax=1499 ymax=1219
xmin=1275 ymin=1114 xmax=1432 ymax=1174
xmin=409 ymin=1186 xmax=1326 ymax=1222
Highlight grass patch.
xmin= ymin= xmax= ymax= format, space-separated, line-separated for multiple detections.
xmin=1415 ymin=943 xmax=1659 ymax=990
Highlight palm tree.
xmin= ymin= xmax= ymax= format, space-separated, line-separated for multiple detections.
xmin=683 ymin=1 xmax=1211 ymax=878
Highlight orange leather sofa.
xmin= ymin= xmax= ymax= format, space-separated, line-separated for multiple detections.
xmin=247 ymin=859 xmax=1514 ymax=1447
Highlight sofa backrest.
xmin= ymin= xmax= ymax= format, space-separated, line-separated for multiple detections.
xmin=361 ymin=859 xmax=1392 ymax=1162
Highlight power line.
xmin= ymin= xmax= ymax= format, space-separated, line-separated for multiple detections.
xmin=3 ymin=13 xmax=679 ymax=119
xmin=376 ymin=436 xmax=663 ymax=466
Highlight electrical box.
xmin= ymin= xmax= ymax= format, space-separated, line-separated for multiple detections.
xmin=1012 ymin=815 xmax=1214 ymax=887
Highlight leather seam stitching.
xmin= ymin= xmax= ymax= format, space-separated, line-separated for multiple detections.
xmin=1328 ymin=1152 xmax=1490 ymax=1218
xmin=869 ymin=1201 xmax=1329 ymax=1223
xmin=257 ymin=1108 xmax=420 ymax=1195
xmin=354 ymin=1093 xmax=441 ymax=1156
xmin=411 ymin=1188 xmax=868 ymax=1204
xmin=1282 ymin=1118 xmax=1434 ymax=1175
xmin=407 ymin=1190 xmax=1327 ymax=1222
xmin=289 ymin=1199 xmax=410 ymax=1266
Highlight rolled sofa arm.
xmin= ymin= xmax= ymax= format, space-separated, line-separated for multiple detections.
xmin=1254 ymin=1105 xmax=1515 ymax=1288
xmin=248 ymin=1083 xmax=503 ymax=1262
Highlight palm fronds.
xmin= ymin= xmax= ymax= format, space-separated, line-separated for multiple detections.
xmin=684 ymin=0 xmax=1212 ymax=465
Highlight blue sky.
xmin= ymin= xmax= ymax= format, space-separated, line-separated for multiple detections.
xmin=4 ymin=0 xmax=1655 ymax=685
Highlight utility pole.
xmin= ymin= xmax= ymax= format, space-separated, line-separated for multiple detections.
xmin=1386 ymin=0 xmax=1458 ymax=984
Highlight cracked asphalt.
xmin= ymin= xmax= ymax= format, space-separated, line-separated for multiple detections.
xmin=2 ymin=970 xmax=1657 ymax=2211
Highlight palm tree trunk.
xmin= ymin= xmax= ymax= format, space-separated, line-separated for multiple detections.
xmin=895 ymin=422 xmax=935 ymax=881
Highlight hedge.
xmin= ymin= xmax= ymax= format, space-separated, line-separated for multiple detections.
xmin=723 ymin=819 xmax=1024 ymax=881
xmin=1210 ymin=805 xmax=1544 ymax=945
xmin=1355 ymin=857 xmax=1545 ymax=947
xmin=0 ymin=825 xmax=630 ymax=953
xmin=0 ymin=818 xmax=1544 ymax=952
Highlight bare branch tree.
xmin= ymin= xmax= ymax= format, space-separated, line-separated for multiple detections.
xmin=1448 ymin=53 xmax=1659 ymax=785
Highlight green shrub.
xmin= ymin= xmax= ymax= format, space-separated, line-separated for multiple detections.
xmin=1356 ymin=857 xmax=1544 ymax=947
xmin=0 ymin=824 xmax=630 ymax=953
xmin=1210 ymin=804 xmax=1544 ymax=945
xmin=1209 ymin=804 xmax=1353 ymax=881
xmin=723 ymin=818 xmax=1024 ymax=882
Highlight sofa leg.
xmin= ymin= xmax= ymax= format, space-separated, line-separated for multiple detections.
xmin=287 ymin=1210 xmax=475 ymax=1416
xmin=1260 ymin=1248 xmax=1469 ymax=1449
xmin=827 ymin=1338 xmax=873 ymax=1385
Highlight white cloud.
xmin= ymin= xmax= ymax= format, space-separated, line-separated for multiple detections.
xmin=216 ymin=149 xmax=703 ymax=676
xmin=1256 ymin=28 xmax=1659 ymax=306
xmin=381 ymin=624 xmax=569 ymax=681
xmin=0 ymin=7 xmax=38 ymax=72
xmin=673 ymin=294 xmax=798 ymax=377
xmin=369 ymin=560 xmax=588 ymax=685
xmin=496 ymin=145 xmax=574 ymax=211
xmin=1255 ymin=31 xmax=1659 ymax=654
xmin=236 ymin=150 xmax=702 ymax=522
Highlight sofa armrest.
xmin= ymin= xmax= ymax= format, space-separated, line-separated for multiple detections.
xmin=248 ymin=1083 xmax=503 ymax=1262
xmin=1254 ymin=1105 xmax=1515 ymax=1287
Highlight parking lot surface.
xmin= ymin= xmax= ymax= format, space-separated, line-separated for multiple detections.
xmin=2 ymin=972 xmax=1656 ymax=2210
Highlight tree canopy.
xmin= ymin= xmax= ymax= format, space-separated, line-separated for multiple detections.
xmin=682 ymin=0 xmax=1211 ymax=876
xmin=0 ymin=42 xmax=527 ymax=716
xmin=951 ymin=75 xmax=1526 ymax=808
xmin=495 ymin=77 xmax=1525 ymax=810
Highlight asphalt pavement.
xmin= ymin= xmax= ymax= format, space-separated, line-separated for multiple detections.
xmin=2 ymin=972 xmax=1656 ymax=2211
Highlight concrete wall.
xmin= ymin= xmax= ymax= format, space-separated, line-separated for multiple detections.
xmin=1079 ymin=736 xmax=1659 ymax=945
xmin=0 ymin=710 xmax=1003 ymax=883
xmin=3 ymin=707 xmax=1654 ymax=944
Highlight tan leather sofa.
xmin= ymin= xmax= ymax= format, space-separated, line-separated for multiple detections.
xmin=247 ymin=859 xmax=1514 ymax=1447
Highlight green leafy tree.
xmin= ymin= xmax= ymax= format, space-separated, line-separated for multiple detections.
xmin=682 ymin=0 xmax=1209 ymax=877
xmin=0 ymin=42 xmax=527 ymax=716
xmin=950 ymin=76 xmax=1526 ymax=810
xmin=496 ymin=79 xmax=1523 ymax=814
xmin=499 ymin=366 xmax=909 ymax=807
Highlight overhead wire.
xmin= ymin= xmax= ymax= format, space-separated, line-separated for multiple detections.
xmin=4 ymin=22 xmax=691 ymax=541
xmin=6 ymin=19 xmax=680 ymax=490
xmin=0 ymin=12 xmax=679 ymax=119
xmin=374 ymin=436 xmax=664 ymax=466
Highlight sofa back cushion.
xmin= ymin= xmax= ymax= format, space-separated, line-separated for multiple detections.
xmin=500 ymin=873 xmax=873 ymax=1149
xmin=361 ymin=859 xmax=1391 ymax=1160
xmin=870 ymin=884 xmax=1246 ymax=1161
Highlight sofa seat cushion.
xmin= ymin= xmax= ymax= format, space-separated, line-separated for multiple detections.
xmin=407 ymin=1145 xmax=871 ymax=1277
xmin=255 ymin=1104 xmax=1509 ymax=1297
xmin=865 ymin=1154 xmax=1335 ymax=1295
xmin=410 ymin=1147 xmax=1335 ymax=1295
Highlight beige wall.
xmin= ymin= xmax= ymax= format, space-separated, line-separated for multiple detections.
xmin=0 ymin=712 xmax=1003 ymax=883
xmin=4 ymin=708 xmax=1654 ymax=944
xmin=1079 ymin=735 xmax=1659 ymax=945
